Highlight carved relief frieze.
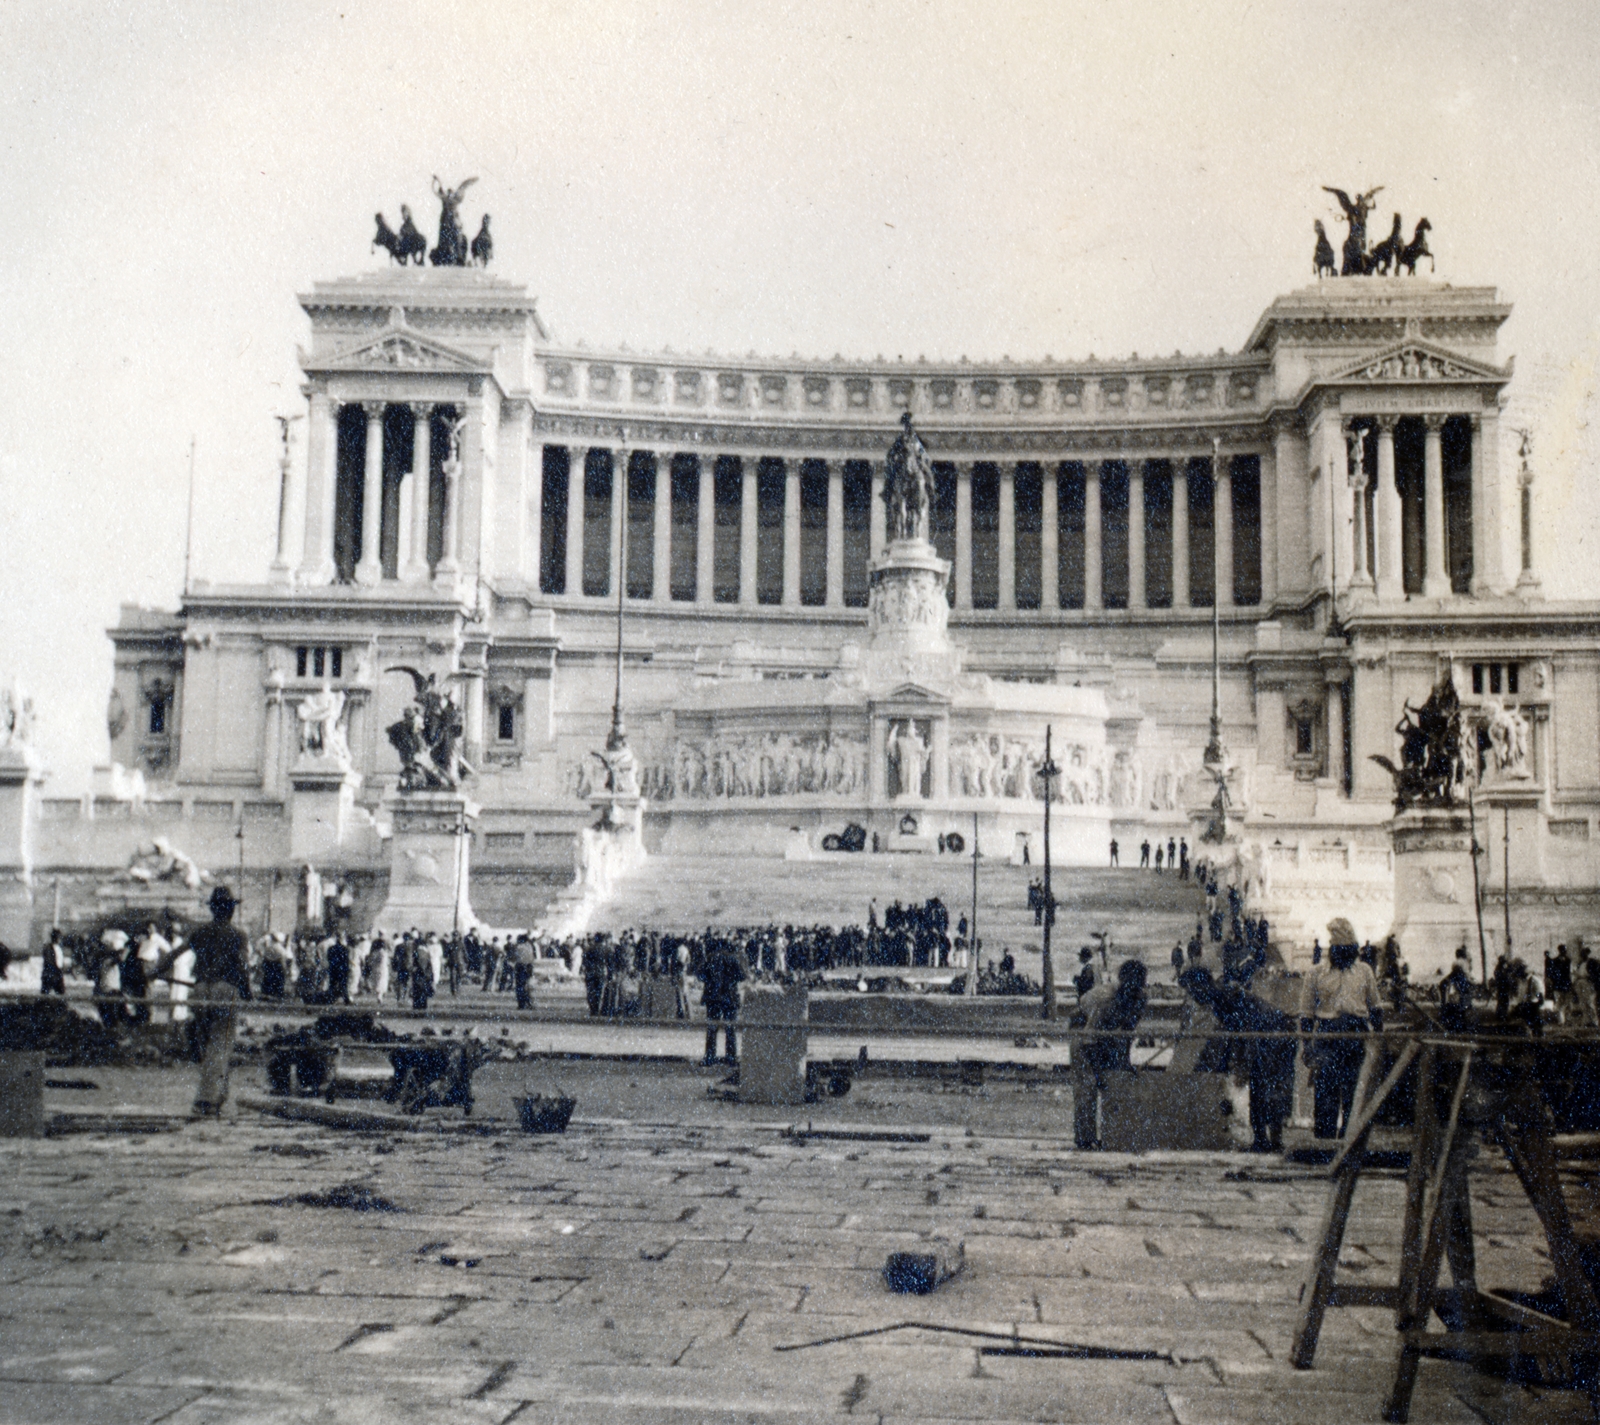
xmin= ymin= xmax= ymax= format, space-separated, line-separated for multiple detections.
xmin=576 ymin=730 xmax=870 ymax=803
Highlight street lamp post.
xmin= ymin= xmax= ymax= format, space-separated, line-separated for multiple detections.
xmin=1040 ymin=725 xmax=1060 ymax=1021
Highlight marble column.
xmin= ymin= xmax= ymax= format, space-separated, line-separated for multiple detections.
xmin=1374 ymin=417 xmax=1403 ymax=601
xmin=869 ymin=461 xmax=886 ymax=562
xmin=1040 ymin=462 xmax=1059 ymax=611
xmin=1258 ymin=441 xmax=1278 ymax=607
xmin=739 ymin=457 xmax=758 ymax=606
xmin=1350 ymin=472 xmax=1372 ymax=587
xmin=1423 ymin=415 xmax=1449 ymax=597
xmin=1326 ymin=677 xmax=1347 ymax=791
xmin=1212 ymin=440 xmax=1233 ymax=609
xmin=782 ymin=459 xmax=801 ymax=606
xmin=565 ymin=446 xmax=586 ymax=597
xmin=954 ymin=463 xmax=973 ymax=609
xmin=997 ymin=463 xmax=1016 ymax=611
xmin=435 ymin=412 xmax=461 ymax=580
xmin=1172 ymin=458 xmax=1190 ymax=609
xmin=402 ymin=404 xmax=432 ymax=582
xmin=825 ymin=459 xmax=844 ymax=608
xmin=299 ymin=391 xmax=338 ymax=584
xmin=1473 ymin=408 xmax=1504 ymax=595
xmin=609 ymin=449 xmax=626 ymax=597
xmin=270 ymin=434 xmax=297 ymax=581
xmin=355 ymin=402 xmax=386 ymax=586
xmin=695 ymin=453 xmax=716 ymax=604
xmin=461 ymin=670 xmax=485 ymax=772
xmin=1517 ymin=458 xmax=1541 ymax=593
xmin=1084 ymin=463 xmax=1103 ymax=611
xmin=1127 ymin=461 xmax=1146 ymax=611
xmin=652 ymin=450 xmax=672 ymax=602
xmin=1346 ymin=424 xmax=1372 ymax=590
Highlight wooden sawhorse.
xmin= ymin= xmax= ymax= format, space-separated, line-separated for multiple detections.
xmin=1289 ymin=1032 xmax=1600 ymax=1421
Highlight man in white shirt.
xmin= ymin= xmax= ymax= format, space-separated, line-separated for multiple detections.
xmin=1301 ymin=917 xmax=1384 ymax=1139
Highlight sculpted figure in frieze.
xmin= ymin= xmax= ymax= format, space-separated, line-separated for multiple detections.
xmin=654 ymin=732 xmax=867 ymax=800
xmin=1482 ymin=699 xmax=1532 ymax=780
xmin=0 ymin=680 xmax=35 ymax=750
xmin=296 ymin=681 xmax=351 ymax=766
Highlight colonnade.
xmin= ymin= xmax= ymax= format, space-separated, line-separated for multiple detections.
xmin=1336 ymin=410 xmax=1492 ymax=600
xmin=551 ymin=444 xmax=1264 ymax=612
xmin=297 ymin=397 xmax=463 ymax=587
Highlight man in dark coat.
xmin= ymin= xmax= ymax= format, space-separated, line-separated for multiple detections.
xmin=1181 ymin=967 xmax=1296 ymax=1152
xmin=188 ymin=886 xmax=252 ymax=1117
xmin=699 ymin=939 xmax=746 ymax=1065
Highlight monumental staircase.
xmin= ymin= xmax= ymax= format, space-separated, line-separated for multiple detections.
xmin=584 ymin=854 xmax=1205 ymax=974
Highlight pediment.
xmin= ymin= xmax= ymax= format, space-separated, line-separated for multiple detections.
xmin=1324 ymin=339 xmax=1508 ymax=387
xmin=307 ymin=324 xmax=486 ymax=375
xmin=880 ymin=681 xmax=948 ymax=704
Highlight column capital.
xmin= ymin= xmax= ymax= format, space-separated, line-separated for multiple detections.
xmin=1375 ymin=414 xmax=1399 ymax=434
xmin=1423 ymin=412 xmax=1447 ymax=432
xmin=361 ymin=400 xmax=387 ymax=420
xmin=408 ymin=400 xmax=435 ymax=419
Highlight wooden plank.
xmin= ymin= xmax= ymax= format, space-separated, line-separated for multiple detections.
xmin=1327 ymin=1041 xmax=1421 ymax=1177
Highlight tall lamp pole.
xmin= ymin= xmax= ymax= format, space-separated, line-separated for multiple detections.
xmin=966 ymin=809 xmax=979 ymax=997
xmin=1040 ymin=725 xmax=1060 ymax=1021
xmin=608 ymin=435 xmax=630 ymax=757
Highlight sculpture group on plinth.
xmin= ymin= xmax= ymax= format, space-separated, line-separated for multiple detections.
xmin=1370 ymin=673 xmax=1466 ymax=812
xmin=882 ymin=412 xmax=935 ymax=544
xmin=1315 ymin=185 xmax=1433 ymax=277
xmin=372 ymin=177 xmax=492 ymax=268
xmin=385 ymin=667 xmax=473 ymax=790
xmin=371 ymin=667 xmax=480 ymax=937
xmin=1376 ymin=671 xmax=1481 ymax=980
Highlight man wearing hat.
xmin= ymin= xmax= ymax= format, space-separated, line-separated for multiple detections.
xmin=1301 ymin=917 xmax=1383 ymax=1139
xmin=188 ymin=886 xmax=252 ymax=1117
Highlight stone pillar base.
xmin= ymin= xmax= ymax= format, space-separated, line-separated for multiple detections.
xmin=372 ymin=792 xmax=478 ymax=937
xmin=288 ymin=756 xmax=363 ymax=863
xmin=1390 ymin=806 xmax=1480 ymax=981
xmin=0 ymin=746 xmax=43 ymax=950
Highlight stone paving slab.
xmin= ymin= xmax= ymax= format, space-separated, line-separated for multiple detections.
xmin=1 ymin=1098 xmax=1595 ymax=1423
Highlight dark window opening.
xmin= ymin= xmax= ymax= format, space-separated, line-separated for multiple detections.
xmin=581 ymin=449 xmax=613 ymax=597
xmin=930 ymin=463 xmax=957 ymax=605
xmin=713 ymin=457 xmax=741 ymax=603
xmin=756 ymin=458 xmax=784 ymax=605
xmin=1058 ymin=463 xmax=1085 ymax=608
xmin=1144 ymin=462 xmax=1174 ymax=608
xmin=842 ymin=461 xmax=872 ymax=608
xmin=1014 ymin=464 xmax=1042 ymax=610
xmin=539 ymin=446 xmax=569 ymax=593
xmin=1230 ymin=455 xmax=1262 ymax=606
xmin=1100 ymin=462 xmax=1129 ymax=610
xmin=626 ymin=452 xmax=653 ymax=599
xmin=971 ymin=464 xmax=998 ymax=609
xmin=799 ymin=460 xmax=828 ymax=606
xmin=497 ymin=704 xmax=516 ymax=742
xmin=669 ymin=455 xmax=698 ymax=602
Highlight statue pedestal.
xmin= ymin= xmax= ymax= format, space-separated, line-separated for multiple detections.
xmin=288 ymin=755 xmax=363 ymax=863
xmin=1390 ymin=807 xmax=1480 ymax=981
xmin=0 ymin=745 xmax=43 ymax=950
xmin=372 ymin=792 xmax=478 ymax=937
xmin=540 ymin=796 xmax=647 ymax=939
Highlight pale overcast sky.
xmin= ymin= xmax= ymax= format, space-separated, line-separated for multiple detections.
xmin=3 ymin=0 xmax=1598 ymax=791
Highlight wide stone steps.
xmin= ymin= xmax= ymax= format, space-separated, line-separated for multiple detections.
xmin=587 ymin=854 xmax=1206 ymax=969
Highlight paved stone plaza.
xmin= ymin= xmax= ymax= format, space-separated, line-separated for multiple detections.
xmin=0 ymin=1068 xmax=1590 ymax=1425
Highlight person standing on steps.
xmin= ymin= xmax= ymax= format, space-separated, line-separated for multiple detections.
xmin=188 ymin=886 xmax=252 ymax=1119
xmin=1109 ymin=838 xmax=1119 ymax=867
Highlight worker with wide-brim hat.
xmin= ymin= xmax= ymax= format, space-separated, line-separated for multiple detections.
xmin=1301 ymin=916 xmax=1383 ymax=1139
